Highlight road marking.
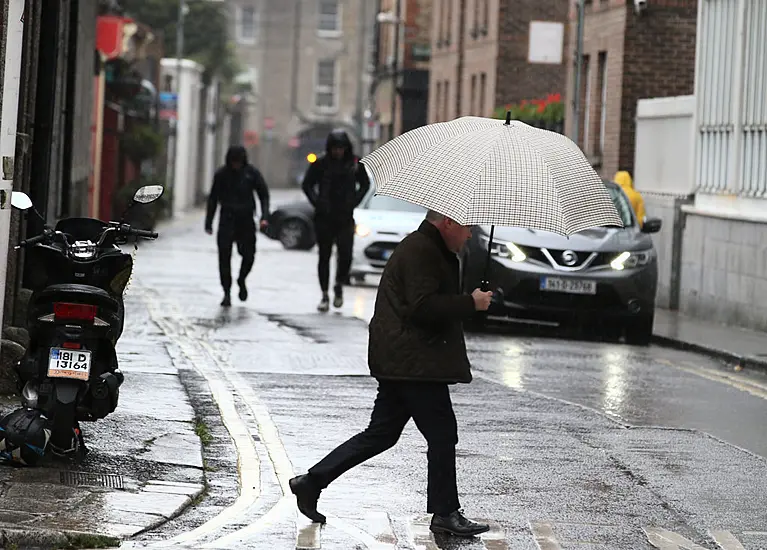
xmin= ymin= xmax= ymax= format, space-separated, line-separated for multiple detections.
xmin=201 ymin=497 xmax=294 ymax=547
xmin=530 ymin=522 xmax=562 ymax=550
xmin=644 ymin=527 xmax=707 ymax=549
xmin=409 ymin=518 xmax=441 ymax=550
xmin=657 ymin=359 xmax=767 ymax=401
xmin=710 ymin=531 xmax=747 ymax=550
xmin=364 ymin=511 xmax=397 ymax=545
xmin=144 ymin=297 xmax=263 ymax=547
xmin=296 ymin=516 xmax=322 ymax=550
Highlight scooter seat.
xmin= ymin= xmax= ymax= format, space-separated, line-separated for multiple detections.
xmin=32 ymin=284 xmax=121 ymax=314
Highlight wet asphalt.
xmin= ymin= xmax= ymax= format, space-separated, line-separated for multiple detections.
xmin=123 ymin=207 xmax=767 ymax=550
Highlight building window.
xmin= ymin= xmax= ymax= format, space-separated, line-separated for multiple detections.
xmin=437 ymin=0 xmax=444 ymax=45
xmin=446 ymin=0 xmax=453 ymax=44
xmin=318 ymin=0 xmax=341 ymax=34
xmin=315 ymin=60 xmax=338 ymax=111
xmin=238 ymin=5 xmax=257 ymax=44
xmin=479 ymin=72 xmax=487 ymax=116
xmin=470 ymin=74 xmax=477 ymax=115
xmin=597 ymin=51 xmax=607 ymax=155
xmin=482 ymin=0 xmax=489 ymax=32
xmin=435 ymin=81 xmax=443 ymax=122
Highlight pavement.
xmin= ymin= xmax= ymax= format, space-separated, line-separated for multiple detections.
xmin=653 ymin=308 xmax=767 ymax=371
xmin=1 ymin=193 xmax=767 ymax=549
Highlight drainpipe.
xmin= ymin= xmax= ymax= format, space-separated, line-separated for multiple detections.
xmin=571 ymin=0 xmax=585 ymax=143
xmin=0 ymin=0 xmax=26 ymax=333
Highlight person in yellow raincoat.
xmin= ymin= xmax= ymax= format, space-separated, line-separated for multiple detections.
xmin=613 ymin=171 xmax=646 ymax=228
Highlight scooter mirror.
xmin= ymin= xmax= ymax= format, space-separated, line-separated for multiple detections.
xmin=133 ymin=185 xmax=165 ymax=204
xmin=10 ymin=191 xmax=33 ymax=211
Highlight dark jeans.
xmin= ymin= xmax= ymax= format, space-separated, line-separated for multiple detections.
xmin=308 ymin=380 xmax=460 ymax=516
xmin=217 ymin=215 xmax=256 ymax=291
xmin=315 ymin=217 xmax=354 ymax=294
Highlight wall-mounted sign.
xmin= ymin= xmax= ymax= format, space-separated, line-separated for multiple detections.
xmin=159 ymin=92 xmax=178 ymax=121
xmin=528 ymin=21 xmax=564 ymax=65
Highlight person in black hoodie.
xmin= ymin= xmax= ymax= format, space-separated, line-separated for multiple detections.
xmin=205 ymin=145 xmax=270 ymax=307
xmin=302 ymin=129 xmax=371 ymax=312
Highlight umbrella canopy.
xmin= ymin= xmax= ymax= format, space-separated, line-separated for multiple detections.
xmin=360 ymin=116 xmax=623 ymax=236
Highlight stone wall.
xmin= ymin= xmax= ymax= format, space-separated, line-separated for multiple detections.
xmin=679 ymin=212 xmax=767 ymax=332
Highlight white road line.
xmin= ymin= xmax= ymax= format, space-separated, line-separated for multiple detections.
xmin=201 ymin=496 xmax=294 ymax=548
xmin=644 ymin=527 xmax=708 ymax=550
xmin=145 ymin=299 xmax=263 ymax=547
xmin=296 ymin=516 xmax=322 ymax=550
xmin=482 ymin=521 xmax=510 ymax=550
xmin=364 ymin=511 xmax=397 ymax=546
xmin=409 ymin=519 xmax=441 ymax=550
xmin=710 ymin=531 xmax=747 ymax=550
xmin=326 ymin=515 xmax=397 ymax=550
xmin=658 ymin=359 xmax=767 ymax=401
xmin=530 ymin=521 xmax=563 ymax=550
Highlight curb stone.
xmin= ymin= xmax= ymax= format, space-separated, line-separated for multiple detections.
xmin=652 ymin=333 xmax=767 ymax=374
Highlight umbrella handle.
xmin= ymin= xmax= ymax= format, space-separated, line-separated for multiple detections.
xmin=481 ymin=225 xmax=495 ymax=293
xmin=480 ymin=280 xmax=490 ymax=292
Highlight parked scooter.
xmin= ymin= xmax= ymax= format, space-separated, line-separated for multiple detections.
xmin=3 ymin=185 xmax=163 ymax=461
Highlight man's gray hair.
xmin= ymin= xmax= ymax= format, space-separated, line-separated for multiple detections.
xmin=425 ymin=210 xmax=446 ymax=222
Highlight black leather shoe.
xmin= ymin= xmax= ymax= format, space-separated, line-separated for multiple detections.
xmin=238 ymin=280 xmax=248 ymax=302
xmin=289 ymin=474 xmax=326 ymax=524
xmin=221 ymin=293 xmax=232 ymax=307
xmin=430 ymin=510 xmax=489 ymax=537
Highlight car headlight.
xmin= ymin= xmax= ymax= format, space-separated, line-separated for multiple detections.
xmin=355 ymin=223 xmax=371 ymax=237
xmin=482 ymin=236 xmax=526 ymax=262
xmin=610 ymin=250 xmax=653 ymax=270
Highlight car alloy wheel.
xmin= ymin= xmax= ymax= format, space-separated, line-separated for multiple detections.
xmin=279 ymin=219 xmax=306 ymax=250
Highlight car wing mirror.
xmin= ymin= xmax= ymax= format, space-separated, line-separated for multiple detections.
xmin=642 ymin=218 xmax=662 ymax=234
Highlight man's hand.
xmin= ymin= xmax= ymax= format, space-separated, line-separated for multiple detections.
xmin=205 ymin=228 xmax=213 ymax=235
xmin=259 ymin=219 xmax=269 ymax=230
xmin=471 ymin=289 xmax=493 ymax=311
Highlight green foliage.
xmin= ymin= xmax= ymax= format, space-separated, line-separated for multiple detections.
xmin=120 ymin=0 xmax=239 ymax=82
xmin=121 ymin=123 xmax=164 ymax=164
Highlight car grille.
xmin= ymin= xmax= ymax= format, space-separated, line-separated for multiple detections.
xmin=508 ymin=280 xmax=624 ymax=310
xmin=521 ymin=245 xmax=613 ymax=270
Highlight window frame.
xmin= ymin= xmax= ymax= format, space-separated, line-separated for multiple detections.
xmin=317 ymin=0 xmax=343 ymax=38
xmin=237 ymin=4 xmax=258 ymax=45
xmin=314 ymin=59 xmax=339 ymax=113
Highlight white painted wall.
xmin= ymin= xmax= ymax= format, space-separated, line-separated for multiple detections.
xmin=633 ymin=95 xmax=695 ymax=196
xmin=160 ymin=58 xmax=204 ymax=215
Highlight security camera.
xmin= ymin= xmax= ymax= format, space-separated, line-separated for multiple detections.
xmin=634 ymin=0 xmax=647 ymax=14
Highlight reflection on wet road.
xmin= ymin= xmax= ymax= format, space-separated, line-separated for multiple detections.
xmin=126 ymin=213 xmax=767 ymax=549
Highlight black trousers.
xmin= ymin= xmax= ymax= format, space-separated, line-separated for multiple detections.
xmin=315 ymin=217 xmax=355 ymax=294
xmin=217 ymin=215 xmax=256 ymax=291
xmin=308 ymin=380 xmax=460 ymax=516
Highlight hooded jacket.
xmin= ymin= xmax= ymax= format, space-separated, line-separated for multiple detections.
xmin=301 ymin=130 xmax=371 ymax=222
xmin=205 ymin=145 xmax=270 ymax=231
xmin=614 ymin=171 xmax=645 ymax=227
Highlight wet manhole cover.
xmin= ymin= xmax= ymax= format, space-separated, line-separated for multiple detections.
xmin=60 ymin=471 xmax=124 ymax=489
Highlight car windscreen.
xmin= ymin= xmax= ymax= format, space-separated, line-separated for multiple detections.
xmin=364 ymin=194 xmax=427 ymax=213
xmin=607 ymin=186 xmax=635 ymax=227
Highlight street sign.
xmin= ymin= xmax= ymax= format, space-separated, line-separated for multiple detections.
xmin=159 ymin=92 xmax=178 ymax=121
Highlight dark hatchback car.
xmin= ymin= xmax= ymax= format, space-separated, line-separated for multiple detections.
xmin=460 ymin=181 xmax=662 ymax=345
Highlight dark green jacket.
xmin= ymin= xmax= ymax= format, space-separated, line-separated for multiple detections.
xmin=368 ymin=220 xmax=476 ymax=384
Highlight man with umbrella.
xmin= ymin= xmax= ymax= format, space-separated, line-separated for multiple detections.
xmin=290 ymin=115 xmax=623 ymax=536
xmin=289 ymin=209 xmax=495 ymax=537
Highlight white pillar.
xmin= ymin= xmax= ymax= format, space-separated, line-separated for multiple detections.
xmin=0 ymin=0 xmax=26 ymax=334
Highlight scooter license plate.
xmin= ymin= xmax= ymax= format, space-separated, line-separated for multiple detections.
xmin=48 ymin=348 xmax=92 ymax=381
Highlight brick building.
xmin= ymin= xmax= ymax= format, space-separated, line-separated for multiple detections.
xmin=228 ymin=0 xmax=375 ymax=187
xmin=429 ymin=0 xmax=569 ymax=123
xmin=564 ymin=0 xmax=698 ymax=178
xmin=375 ymin=0 xmax=434 ymax=143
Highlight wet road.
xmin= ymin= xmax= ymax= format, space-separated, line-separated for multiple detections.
xmin=124 ymin=208 xmax=767 ymax=549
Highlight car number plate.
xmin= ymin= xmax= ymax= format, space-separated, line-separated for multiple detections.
xmin=48 ymin=348 xmax=92 ymax=381
xmin=540 ymin=277 xmax=597 ymax=295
